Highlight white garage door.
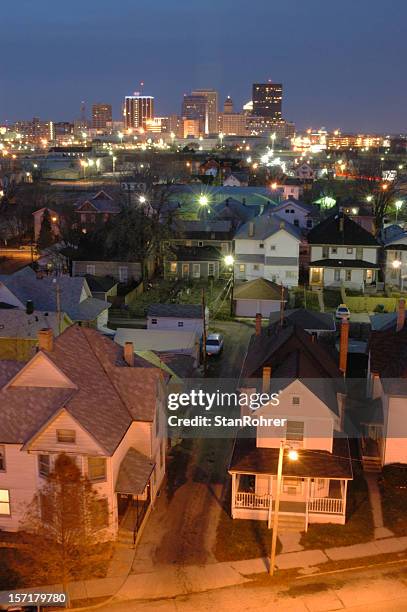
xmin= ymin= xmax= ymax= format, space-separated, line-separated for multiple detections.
xmin=235 ymin=299 xmax=281 ymax=317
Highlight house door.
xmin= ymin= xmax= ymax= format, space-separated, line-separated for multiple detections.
xmin=182 ymin=263 xmax=189 ymax=278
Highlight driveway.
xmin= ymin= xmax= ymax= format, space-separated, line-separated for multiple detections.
xmin=131 ymin=319 xmax=254 ymax=571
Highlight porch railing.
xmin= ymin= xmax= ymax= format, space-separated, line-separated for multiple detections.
xmin=308 ymin=497 xmax=344 ymax=514
xmin=235 ymin=491 xmax=270 ymax=509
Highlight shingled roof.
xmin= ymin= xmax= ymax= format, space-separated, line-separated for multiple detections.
xmin=308 ymin=213 xmax=379 ymax=246
xmin=0 ymin=326 xmax=163 ymax=452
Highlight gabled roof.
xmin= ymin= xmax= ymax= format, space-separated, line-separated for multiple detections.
xmin=0 ymin=326 xmax=163 ymax=450
xmin=308 ymin=213 xmax=379 ymax=246
xmin=115 ymin=447 xmax=155 ymax=495
xmin=273 ymin=198 xmax=318 ymax=215
xmin=168 ymin=245 xmax=222 ymax=262
xmin=0 ymin=267 xmax=109 ymax=322
xmin=74 ymin=190 xmax=121 ymax=214
xmin=234 ymin=214 xmax=301 ymax=241
xmin=234 ymin=278 xmax=288 ymax=301
xmin=84 ymin=275 xmax=118 ymax=294
xmin=268 ymin=308 xmax=336 ymax=331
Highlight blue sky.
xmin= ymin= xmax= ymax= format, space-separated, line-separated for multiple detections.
xmin=0 ymin=0 xmax=406 ymax=132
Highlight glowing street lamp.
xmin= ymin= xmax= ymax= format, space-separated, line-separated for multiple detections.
xmin=219 ymin=132 xmax=224 ymax=147
xmin=118 ymin=131 xmax=124 ymax=144
xmin=269 ymin=442 xmax=299 ymax=576
xmin=366 ymin=195 xmax=373 ymax=203
xmin=270 ymin=132 xmax=276 ymax=154
xmin=139 ymin=195 xmax=147 ymax=204
xmin=198 ymin=194 xmax=209 ymax=207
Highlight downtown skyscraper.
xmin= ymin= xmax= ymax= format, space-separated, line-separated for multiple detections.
xmin=124 ymin=93 xmax=154 ymax=130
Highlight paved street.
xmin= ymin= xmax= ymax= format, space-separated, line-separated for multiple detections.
xmin=98 ymin=562 xmax=407 ymax=611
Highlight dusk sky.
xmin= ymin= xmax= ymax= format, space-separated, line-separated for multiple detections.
xmin=1 ymin=0 xmax=406 ymax=133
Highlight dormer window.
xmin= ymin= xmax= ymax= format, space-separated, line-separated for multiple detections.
xmin=292 ymin=396 xmax=300 ymax=405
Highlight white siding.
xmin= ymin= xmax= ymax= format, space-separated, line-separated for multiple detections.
xmin=0 ymin=445 xmax=37 ymax=531
xmin=29 ymin=410 xmax=105 ymax=455
xmin=10 ymin=353 xmax=76 ymax=389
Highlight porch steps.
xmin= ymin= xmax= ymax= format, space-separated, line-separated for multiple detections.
xmin=362 ymin=456 xmax=382 ymax=473
xmin=277 ymin=514 xmax=306 ymax=533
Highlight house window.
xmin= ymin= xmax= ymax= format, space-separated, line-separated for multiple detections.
xmin=0 ymin=489 xmax=10 ymax=515
xmin=80 ymin=213 xmax=87 ymax=223
xmin=334 ymin=269 xmax=341 ymax=282
xmin=170 ymin=262 xmax=177 ymax=273
xmin=198 ymin=241 xmax=204 ymax=247
xmin=178 ymin=321 xmax=184 ymax=327
xmin=208 ymin=263 xmax=215 ymax=276
xmin=286 ymin=420 xmax=304 ymax=443
xmin=38 ymin=454 xmax=50 ymax=478
xmin=294 ymin=219 xmax=299 ymax=227
xmin=259 ymin=243 xmax=264 ymax=249
xmin=87 ymin=457 xmax=107 ymax=482
xmin=311 ymin=268 xmax=322 ymax=283
xmin=221 ymin=242 xmax=229 ymax=253
xmin=366 ymin=269 xmax=373 ymax=281
xmin=306 ymin=219 xmax=313 ymax=228
xmin=345 ymin=270 xmax=352 ymax=281
xmin=331 ymin=247 xmax=338 ymax=255
xmin=238 ymin=264 xmax=245 ymax=273
xmin=151 ymin=318 xmax=157 ymax=325
xmin=292 ymin=396 xmax=300 ymax=405
xmin=56 ymin=429 xmax=76 ymax=444
xmin=192 ymin=263 xmax=201 ymax=278
xmin=0 ymin=446 xmax=5 ymax=471
xmin=86 ymin=264 xmax=96 ymax=275
xmin=270 ymin=245 xmax=276 ymax=251
xmin=253 ymin=264 xmax=259 ymax=271
xmin=185 ymin=240 xmax=192 ymax=247
xmin=356 ymin=247 xmax=363 ymax=259
xmin=346 ymin=248 xmax=353 ymax=254
xmin=182 ymin=263 xmax=189 ymax=277
xmin=285 ymin=209 xmax=290 ymax=213
xmin=118 ymin=266 xmax=128 ymax=283
xmin=322 ymin=246 xmax=329 ymax=258
xmin=285 ymin=270 xmax=296 ymax=278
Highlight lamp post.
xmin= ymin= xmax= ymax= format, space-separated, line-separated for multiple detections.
xmin=224 ymin=254 xmax=235 ymax=316
xmin=269 ymin=442 xmax=298 ymax=576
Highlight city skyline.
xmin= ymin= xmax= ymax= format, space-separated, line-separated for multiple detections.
xmin=1 ymin=0 xmax=407 ymax=133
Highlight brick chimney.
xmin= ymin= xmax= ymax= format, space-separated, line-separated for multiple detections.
xmin=255 ymin=313 xmax=262 ymax=336
xmin=339 ymin=319 xmax=349 ymax=374
xmin=38 ymin=328 xmax=54 ymax=352
xmin=124 ymin=341 xmax=134 ymax=367
xmin=262 ymin=366 xmax=271 ymax=393
xmin=396 ymin=298 xmax=406 ymax=332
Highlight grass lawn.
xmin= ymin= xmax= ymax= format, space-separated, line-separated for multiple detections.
xmin=380 ymin=464 xmax=407 ymax=537
xmin=214 ymin=484 xmax=282 ymax=562
xmin=300 ymin=471 xmax=374 ymax=549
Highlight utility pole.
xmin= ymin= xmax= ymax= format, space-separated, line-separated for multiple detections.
xmin=270 ymin=441 xmax=284 ymax=576
xmin=201 ymin=287 xmax=207 ymax=376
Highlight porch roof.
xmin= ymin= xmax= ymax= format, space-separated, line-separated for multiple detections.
xmin=229 ymin=435 xmax=353 ymax=479
xmin=310 ymin=259 xmax=380 ymax=269
xmin=115 ymin=447 xmax=155 ymax=495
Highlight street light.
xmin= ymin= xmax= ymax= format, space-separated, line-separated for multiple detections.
xmin=198 ymin=195 xmax=209 ymax=207
xmin=366 ymin=195 xmax=373 ymax=203
xmin=269 ymin=441 xmax=299 ymax=576
xmin=139 ymin=195 xmax=147 ymax=204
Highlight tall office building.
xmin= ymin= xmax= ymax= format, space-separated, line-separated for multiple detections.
xmin=182 ymin=94 xmax=208 ymax=135
xmin=191 ymin=89 xmax=218 ymax=134
xmin=92 ymin=103 xmax=112 ymax=130
xmin=223 ymin=96 xmax=234 ymax=114
xmin=252 ymin=82 xmax=283 ymax=122
xmin=124 ymin=93 xmax=154 ymax=130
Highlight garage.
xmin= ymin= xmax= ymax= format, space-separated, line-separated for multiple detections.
xmin=233 ymin=278 xmax=287 ymax=318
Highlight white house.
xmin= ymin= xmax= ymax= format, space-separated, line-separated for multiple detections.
xmin=364 ymin=300 xmax=407 ymax=469
xmin=147 ymin=304 xmax=209 ymax=337
xmin=295 ymin=163 xmax=315 ymax=180
xmin=230 ymin=320 xmax=351 ymax=530
xmin=273 ymin=198 xmax=319 ymax=230
xmin=383 ymin=233 xmax=407 ymax=290
xmin=233 ymin=214 xmax=301 ymax=287
xmin=308 ymin=214 xmax=380 ymax=290
xmin=0 ymin=326 xmax=166 ymax=543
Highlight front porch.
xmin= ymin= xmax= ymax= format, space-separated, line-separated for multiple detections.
xmin=231 ymin=474 xmax=348 ymax=529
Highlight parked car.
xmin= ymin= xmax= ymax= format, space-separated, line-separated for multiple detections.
xmin=335 ymin=304 xmax=351 ymax=320
xmin=206 ymin=333 xmax=224 ymax=356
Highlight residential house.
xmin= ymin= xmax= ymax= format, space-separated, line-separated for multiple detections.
xmin=233 ymin=278 xmax=287 ymax=317
xmin=212 ymin=198 xmax=259 ymax=229
xmin=0 ymin=308 xmax=72 ymax=361
xmin=295 ymin=163 xmax=315 ymax=180
xmin=233 ymin=214 xmax=301 ymax=287
xmin=0 ymin=325 xmax=167 ymax=541
xmin=223 ymin=172 xmax=249 ymax=187
xmin=268 ymin=308 xmax=336 ymax=337
xmin=383 ymin=233 xmax=407 ymax=290
xmin=278 ymin=178 xmax=305 ymax=200
xmin=229 ymin=317 xmax=352 ymax=529
xmin=168 ymin=220 xmax=233 ymax=255
xmin=72 ymin=260 xmax=143 ymax=284
xmin=308 ymin=213 xmax=380 ymax=290
xmin=0 ymin=266 xmax=110 ymax=330
xmin=364 ymin=299 xmax=407 ymax=468
xmin=165 ymin=246 xmax=222 ymax=280
xmin=74 ymin=190 xmax=121 ymax=230
xmin=273 ymin=198 xmax=319 ymax=230
xmin=84 ymin=275 xmax=118 ymax=301
xmin=147 ymin=304 xmax=208 ymax=336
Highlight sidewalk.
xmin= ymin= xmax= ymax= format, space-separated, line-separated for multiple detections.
xmin=2 ymin=535 xmax=406 ymax=605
